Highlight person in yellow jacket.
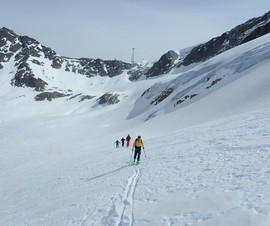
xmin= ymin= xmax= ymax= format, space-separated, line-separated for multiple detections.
xmin=132 ymin=135 xmax=144 ymax=164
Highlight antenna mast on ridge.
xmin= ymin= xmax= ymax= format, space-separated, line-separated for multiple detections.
xmin=131 ymin=48 xmax=135 ymax=64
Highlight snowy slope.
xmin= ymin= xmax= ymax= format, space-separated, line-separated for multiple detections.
xmin=1 ymin=31 xmax=270 ymax=225
xmin=129 ymin=33 xmax=270 ymax=121
xmin=1 ymin=107 xmax=270 ymax=226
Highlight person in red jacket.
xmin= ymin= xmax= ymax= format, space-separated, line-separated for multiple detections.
xmin=126 ymin=134 xmax=131 ymax=147
xmin=132 ymin=135 xmax=144 ymax=164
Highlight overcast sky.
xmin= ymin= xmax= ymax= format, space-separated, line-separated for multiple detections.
xmin=1 ymin=0 xmax=270 ymax=62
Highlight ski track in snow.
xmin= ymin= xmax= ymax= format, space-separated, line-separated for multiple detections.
xmin=77 ymin=163 xmax=141 ymax=226
xmin=1 ymin=108 xmax=270 ymax=225
xmin=102 ymin=166 xmax=141 ymax=226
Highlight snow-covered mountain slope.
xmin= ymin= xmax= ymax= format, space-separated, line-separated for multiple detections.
xmin=1 ymin=104 xmax=270 ymax=226
xmin=146 ymin=10 xmax=270 ymax=77
xmin=129 ymin=33 xmax=270 ymax=125
xmin=1 ymin=11 xmax=270 ymax=104
xmin=1 ymin=12 xmax=270 ymax=226
xmin=1 ymin=33 xmax=270 ymax=137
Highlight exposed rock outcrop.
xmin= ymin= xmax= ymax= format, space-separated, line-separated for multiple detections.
xmin=177 ymin=11 xmax=270 ymax=67
xmin=35 ymin=91 xmax=68 ymax=101
xmin=97 ymin=93 xmax=120 ymax=105
xmin=146 ymin=50 xmax=178 ymax=77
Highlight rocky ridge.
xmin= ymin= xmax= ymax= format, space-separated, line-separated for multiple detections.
xmin=146 ymin=11 xmax=270 ymax=77
xmin=0 ymin=11 xmax=270 ymax=106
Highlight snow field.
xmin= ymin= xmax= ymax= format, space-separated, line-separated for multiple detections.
xmin=1 ymin=106 xmax=270 ymax=225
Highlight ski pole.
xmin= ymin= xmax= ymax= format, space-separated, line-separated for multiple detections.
xmin=143 ymin=148 xmax=146 ymax=157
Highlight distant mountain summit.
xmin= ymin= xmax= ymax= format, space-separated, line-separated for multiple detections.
xmin=0 ymin=11 xmax=270 ymax=105
xmin=0 ymin=28 xmax=135 ymax=90
xmin=146 ymin=10 xmax=270 ymax=77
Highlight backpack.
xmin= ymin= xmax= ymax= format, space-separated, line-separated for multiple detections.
xmin=135 ymin=138 xmax=141 ymax=147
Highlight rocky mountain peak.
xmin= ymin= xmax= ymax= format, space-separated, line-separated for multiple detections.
xmin=1 ymin=11 xmax=270 ymax=104
xmin=0 ymin=27 xmax=138 ymax=96
xmin=145 ymin=50 xmax=178 ymax=78
xmin=0 ymin=27 xmax=18 ymax=42
xmin=177 ymin=10 xmax=270 ymax=67
xmin=0 ymin=27 xmax=19 ymax=68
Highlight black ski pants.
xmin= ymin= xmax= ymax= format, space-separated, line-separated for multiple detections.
xmin=134 ymin=146 xmax=141 ymax=162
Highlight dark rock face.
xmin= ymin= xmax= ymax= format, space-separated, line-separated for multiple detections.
xmin=52 ymin=56 xmax=63 ymax=69
xmin=66 ymin=58 xmax=133 ymax=78
xmin=0 ymin=27 xmax=18 ymax=43
xmin=79 ymin=95 xmax=95 ymax=102
xmin=150 ymin=87 xmax=175 ymax=105
xmin=146 ymin=50 xmax=178 ymax=77
xmin=97 ymin=93 xmax=120 ymax=105
xmin=0 ymin=27 xmax=19 ymax=68
xmin=42 ymin=46 xmax=57 ymax=60
xmin=178 ymin=11 xmax=270 ymax=67
xmin=12 ymin=74 xmax=48 ymax=91
xmin=173 ymin=94 xmax=198 ymax=107
xmin=10 ymin=35 xmax=48 ymax=91
xmin=127 ymin=64 xmax=149 ymax=81
xmin=100 ymin=59 xmax=132 ymax=78
xmin=35 ymin=91 xmax=68 ymax=101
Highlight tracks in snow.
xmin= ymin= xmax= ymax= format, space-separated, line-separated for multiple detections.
xmin=81 ymin=164 xmax=141 ymax=225
xmin=104 ymin=166 xmax=141 ymax=226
